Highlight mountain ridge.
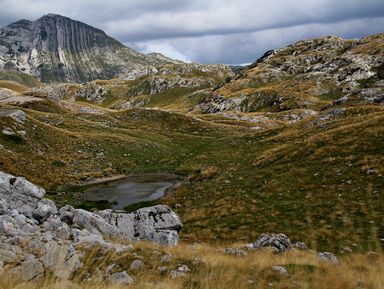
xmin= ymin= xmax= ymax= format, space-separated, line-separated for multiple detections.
xmin=0 ymin=14 xmax=178 ymax=82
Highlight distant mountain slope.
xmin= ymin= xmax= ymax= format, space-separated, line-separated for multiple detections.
xmin=0 ymin=14 xmax=178 ymax=82
xmin=198 ymin=34 xmax=384 ymax=113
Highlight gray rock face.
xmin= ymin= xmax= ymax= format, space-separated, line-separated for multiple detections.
xmin=0 ymin=14 xmax=176 ymax=82
xmin=0 ymin=170 xmax=183 ymax=281
xmin=0 ymin=109 xmax=27 ymax=123
xmin=61 ymin=205 xmax=182 ymax=246
xmin=40 ymin=242 xmax=82 ymax=279
xmin=0 ymin=172 xmax=57 ymax=222
xmin=133 ymin=205 xmax=182 ymax=246
xmin=75 ymin=82 xmax=108 ymax=104
xmin=20 ymin=256 xmax=44 ymax=281
xmin=249 ymin=233 xmax=292 ymax=252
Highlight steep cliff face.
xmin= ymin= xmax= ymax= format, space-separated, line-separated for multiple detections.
xmin=0 ymin=14 xmax=176 ymax=82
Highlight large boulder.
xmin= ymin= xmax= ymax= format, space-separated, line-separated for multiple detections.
xmin=0 ymin=172 xmax=57 ymax=222
xmin=134 ymin=205 xmax=182 ymax=231
xmin=133 ymin=205 xmax=182 ymax=246
xmin=60 ymin=205 xmax=182 ymax=245
xmin=96 ymin=209 xmax=136 ymax=239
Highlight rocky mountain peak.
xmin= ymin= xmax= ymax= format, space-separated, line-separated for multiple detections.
xmin=0 ymin=14 xmax=174 ymax=82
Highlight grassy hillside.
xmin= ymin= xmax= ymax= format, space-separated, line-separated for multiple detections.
xmin=0 ymin=100 xmax=383 ymax=251
xmin=0 ymin=34 xmax=383 ymax=253
xmin=0 ymin=70 xmax=41 ymax=88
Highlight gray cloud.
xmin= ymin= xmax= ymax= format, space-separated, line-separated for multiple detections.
xmin=0 ymin=0 xmax=383 ymax=64
xmin=130 ymin=17 xmax=384 ymax=64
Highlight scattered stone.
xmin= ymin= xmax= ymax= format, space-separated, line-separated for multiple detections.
xmin=366 ymin=168 xmax=378 ymax=175
xmin=169 ymin=264 xmax=191 ymax=278
xmin=2 ymin=129 xmax=15 ymax=136
xmin=177 ymin=265 xmax=191 ymax=273
xmin=0 ymin=109 xmax=27 ymax=123
xmin=108 ymin=271 xmax=134 ymax=285
xmin=174 ymin=204 xmax=182 ymax=209
xmin=130 ymin=259 xmax=144 ymax=271
xmin=294 ymin=242 xmax=308 ymax=250
xmin=250 ymin=233 xmax=292 ymax=252
xmin=340 ymin=246 xmax=353 ymax=254
xmin=272 ymin=265 xmax=288 ymax=276
xmin=105 ymin=263 xmax=117 ymax=274
xmin=318 ymin=252 xmax=339 ymax=264
xmin=224 ymin=247 xmax=247 ymax=256
xmin=160 ymin=254 xmax=172 ymax=263
xmin=192 ymin=257 xmax=203 ymax=265
xmin=157 ymin=266 xmax=168 ymax=273
xmin=170 ymin=270 xmax=187 ymax=279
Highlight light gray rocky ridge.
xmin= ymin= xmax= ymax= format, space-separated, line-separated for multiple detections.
xmin=0 ymin=170 xmax=182 ymax=281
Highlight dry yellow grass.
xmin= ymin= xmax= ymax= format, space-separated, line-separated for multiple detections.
xmin=1 ymin=241 xmax=383 ymax=289
xmin=0 ymin=80 xmax=28 ymax=92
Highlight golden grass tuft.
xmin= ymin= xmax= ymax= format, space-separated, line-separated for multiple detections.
xmin=1 ymin=241 xmax=384 ymax=289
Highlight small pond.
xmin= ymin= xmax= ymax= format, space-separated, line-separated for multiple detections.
xmin=83 ymin=174 xmax=177 ymax=210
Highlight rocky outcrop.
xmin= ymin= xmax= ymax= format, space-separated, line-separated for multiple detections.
xmin=0 ymin=109 xmax=27 ymax=123
xmin=0 ymin=14 xmax=175 ymax=82
xmin=75 ymin=82 xmax=109 ymax=104
xmin=0 ymin=171 xmax=182 ymax=281
xmin=246 ymin=233 xmax=292 ymax=252
xmin=198 ymin=34 xmax=384 ymax=114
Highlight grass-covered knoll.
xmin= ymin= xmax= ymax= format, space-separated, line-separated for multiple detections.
xmin=0 ymin=70 xmax=41 ymax=88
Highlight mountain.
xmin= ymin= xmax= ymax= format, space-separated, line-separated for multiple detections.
xmin=197 ymin=34 xmax=384 ymax=114
xmin=0 ymin=14 xmax=178 ymax=82
xmin=0 ymin=32 xmax=383 ymax=254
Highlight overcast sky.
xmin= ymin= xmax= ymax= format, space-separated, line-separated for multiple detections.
xmin=0 ymin=0 xmax=383 ymax=64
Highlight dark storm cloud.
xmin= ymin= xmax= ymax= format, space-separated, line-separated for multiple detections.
xmin=0 ymin=0 xmax=383 ymax=64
